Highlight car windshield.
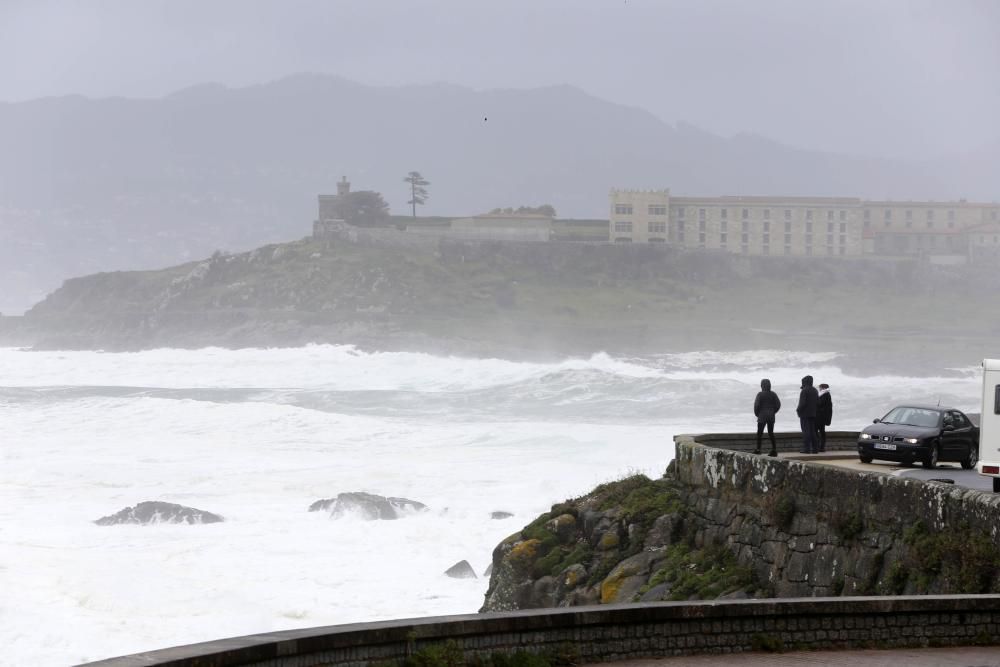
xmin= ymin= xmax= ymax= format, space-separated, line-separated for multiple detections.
xmin=881 ymin=407 xmax=940 ymax=428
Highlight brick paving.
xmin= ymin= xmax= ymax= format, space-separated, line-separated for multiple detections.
xmin=587 ymin=645 xmax=1000 ymax=666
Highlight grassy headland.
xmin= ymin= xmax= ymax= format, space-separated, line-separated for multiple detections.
xmin=7 ymin=228 xmax=1000 ymax=370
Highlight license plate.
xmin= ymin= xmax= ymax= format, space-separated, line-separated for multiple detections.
xmin=875 ymin=443 xmax=897 ymax=451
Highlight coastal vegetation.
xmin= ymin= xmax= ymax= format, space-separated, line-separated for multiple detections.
xmin=8 ymin=228 xmax=1000 ymax=368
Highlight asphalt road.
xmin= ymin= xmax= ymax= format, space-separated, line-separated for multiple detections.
xmin=813 ymin=454 xmax=996 ymax=492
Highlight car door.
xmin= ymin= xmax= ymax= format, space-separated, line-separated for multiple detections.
xmin=952 ymin=411 xmax=975 ymax=457
xmin=940 ymin=411 xmax=962 ymax=459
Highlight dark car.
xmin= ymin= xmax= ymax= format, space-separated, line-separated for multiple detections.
xmin=857 ymin=405 xmax=979 ymax=469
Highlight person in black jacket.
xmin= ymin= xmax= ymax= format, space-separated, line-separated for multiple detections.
xmin=753 ymin=378 xmax=781 ymax=456
xmin=796 ymin=375 xmax=820 ymax=453
xmin=816 ymin=383 xmax=833 ymax=453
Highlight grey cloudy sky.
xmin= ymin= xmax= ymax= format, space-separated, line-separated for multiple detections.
xmin=2 ymin=0 xmax=998 ymax=159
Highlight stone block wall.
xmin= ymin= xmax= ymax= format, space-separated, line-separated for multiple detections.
xmin=83 ymin=597 xmax=1000 ymax=667
xmin=672 ymin=435 xmax=1000 ymax=598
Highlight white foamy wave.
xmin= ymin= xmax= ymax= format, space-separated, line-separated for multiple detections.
xmin=0 ymin=344 xmax=984 ymax=666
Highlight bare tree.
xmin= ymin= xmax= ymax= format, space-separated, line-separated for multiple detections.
xmin=404 ymin=171 xmax=430 ymax=218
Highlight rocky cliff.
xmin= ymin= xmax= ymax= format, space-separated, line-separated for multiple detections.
xmin=480 ymin=438 xmax=1000 ymax=612
xmin=11 ymin=223 xmax=1000 ymax=368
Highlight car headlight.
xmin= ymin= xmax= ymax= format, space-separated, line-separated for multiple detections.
xmin=860 ymin=433 xmax=872 ymax=440
xmin=903 ymin=438 xmax=919 ymax=444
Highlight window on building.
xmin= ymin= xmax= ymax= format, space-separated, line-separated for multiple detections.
xmin=742 ymin=208 xmax=749 ymax=219
xmin=992 ymin=210 xmax=998 ymax=221
xmin=927 ymin=219 xmax=933 ymax=229
xmin=948 ymin=209 xmax=955 ymax=221
xmin=826 ymin=245 xmax=833 ymax=255
xmin=678 ymin=208 xmax=685 ymax=218
xmin=762 ymin=245 xmax=770 ymax=256
xmin=615 ymin=204 xmax=632 ymax=215
xmin=648 ymin=205 xmax=666 ymax=216
xmin=827 ymin=234 xmax=834 ymax=245
xmin=839 ymin=222 xmax=846 ymax=233
xmin=806 ymin=247 xmax=813 ymax=256
xmin=905 ymin=219 xmax=912 ymax=228
xmin=840 ymin=210 xmax=847 ymax=221
xmin=885 ymin=209 xmax=892 ymax=221
xmin=906 ymin=209 xmax=913 ymax=221
xmin=885 ymin=219 xmax=891 ymax=228
xmin=827 ymin=210 xmax=834 ymax=221
xmin=763 ymin=233 xmax=770 ymax=244
xmin=784 ymin=245 xmax=791 ymax=255
xmin=784 ymin=221 xmax=791 ymax=233
xmin=699 ymin=208 xmax=706 ymax=221
xmin=827 ymin=222 xmax=834 ymax=233
xmin=699 ymin=220 xmax=706 ymax=232
xmin=927 ymin=209 xmax=935 ymax=221
xmin=741 ymin=221 xmax=749 ymax=232
xmin=839 ymin=234 xmax=846 ymax=245
xmin=678 ymin=231 xmax=685 ymax=243
xmin=806 ymin=221 xmax=813 ymax=233
xmin=805 ymin=234 xmax=813 ymax=246
xmin=720 ymin=220 xmax=728 ymax=232
xmin=763 ymin=209 xmax=771 ymax=220
xmin=721 ymin=208 xmax=728 ymax=219
xmin=948 ymin=220 xmax=955 ymax=229
xmin=784 ymin=209 xmax=791 ymax=220
xmin=839 ymin=246 xmax=846 ymax=255
xmin=784 ymin=233 xmax=791 ymax=244
xmin=763 ymin=221 xmax=770 ymax=232
xmin=647 ymin=221 xmax=666 ymax=233
xmin=720 ymin=232 xmax=728 ymax=246
xmin=741 ymin=233 xmax=749 ymax=244
xmin=698 ymin=232 xmax=706 ymax=245
xmin=863 ymin=209 xmax=871 ymax=221
xmin=614 ymin=221 xmax=632 ymax=232
xmin=806 ymin=210 xmax=814 ymax=221
xmin=677 ymin=220 xmax=685 ymax=231
xmin=741 ymin=244 xmax=748 ymax=254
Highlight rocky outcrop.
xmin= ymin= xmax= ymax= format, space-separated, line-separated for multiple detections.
xmin=95 ymin=501 xmax=224 ymax=525
xmin=308 ymin=492 xmax=427 ymax=520
xmin=481 ymin=439 xmax=1000 ymax=612
xmin=444 ymin=560 xmax=477 ymax=579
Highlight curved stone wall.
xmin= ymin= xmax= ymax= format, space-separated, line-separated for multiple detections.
xmin=81 ymin=596 xmax=1000 ymax=667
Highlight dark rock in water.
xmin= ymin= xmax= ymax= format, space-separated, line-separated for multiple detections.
xmin=483 ymin=563 xmax=493 ymax=577
xmin=95 ymin=501 xmax=224 ymax=525
xmin=490 ymin=511 xmax=514 ymax=520
xmin=308 ymin=492 xmax=426 ymax=520
xmin=445 ymin=560 xmax=477 ymax=579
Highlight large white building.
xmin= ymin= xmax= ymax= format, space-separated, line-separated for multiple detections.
xmin=609 ymin=189 xmax=1000 ymax=261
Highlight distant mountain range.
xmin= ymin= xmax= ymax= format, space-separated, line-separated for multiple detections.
xmin=1 ymin=73 xmax=998 ymax=314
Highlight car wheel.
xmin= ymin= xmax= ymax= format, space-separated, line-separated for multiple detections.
xmin=859 ymin=455 xmax=873 ymax=464
xmin=961 ymin=446 xmax=979 ymax=470
xmin=923 ymin=443 xmax=940 ymax=469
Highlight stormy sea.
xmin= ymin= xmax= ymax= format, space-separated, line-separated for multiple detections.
xmin=0 ymin=345 xmax=982 ymax=666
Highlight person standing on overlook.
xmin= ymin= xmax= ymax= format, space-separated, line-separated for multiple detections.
xmin=816 ymin=383 xmax=833 ymax=453
xmin=796 ymin=375 xmax=819 ymax=454
xmin=753 ymin=378 xmax=781 ymax=457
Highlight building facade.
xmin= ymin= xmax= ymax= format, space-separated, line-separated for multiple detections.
xmin=609 ymin=189 xmax=1000 ymax=261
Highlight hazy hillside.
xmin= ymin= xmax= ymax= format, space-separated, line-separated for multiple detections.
xmin=2 ymin=73 xmax=998 ymax=314
xmin=11 ymin=228 xmax=1000 ymax=373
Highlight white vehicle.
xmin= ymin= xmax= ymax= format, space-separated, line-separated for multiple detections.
xmin=976 ymin=358 xmax=1000 ymax=492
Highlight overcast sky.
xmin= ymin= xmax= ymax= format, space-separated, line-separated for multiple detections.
xmin=2 ymin=0 xmax=998 ymax=159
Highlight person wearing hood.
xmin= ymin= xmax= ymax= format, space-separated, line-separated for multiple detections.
xmin=816 ymin=383 xmax=833 ymax=452
xmin=753 ymin=378 xmax=781 ymax=456
xmin=796 ymin=375 xmax=820 ymax=454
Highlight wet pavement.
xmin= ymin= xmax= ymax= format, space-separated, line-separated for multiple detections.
xmin=780 ymin=450 xmax=993 ymax=492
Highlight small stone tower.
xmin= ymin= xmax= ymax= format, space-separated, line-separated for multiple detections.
xmin=337 ymin=176 xmax=351 ymax=197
